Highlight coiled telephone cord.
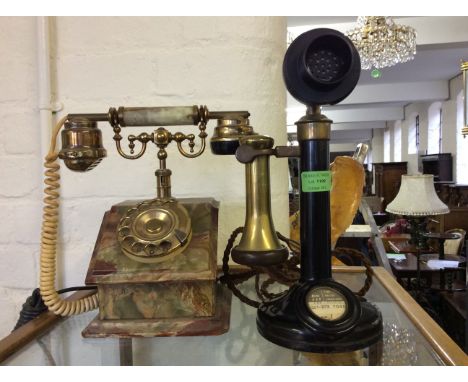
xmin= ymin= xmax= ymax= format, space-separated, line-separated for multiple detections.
xmin=39 ymin=116 xmax=99 ymax=316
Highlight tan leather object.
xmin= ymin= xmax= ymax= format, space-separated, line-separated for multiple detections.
xmin=329 ymin=156 xmax=365 ymax=247
xmin=289 ymin=156 xmax=365 ymax=251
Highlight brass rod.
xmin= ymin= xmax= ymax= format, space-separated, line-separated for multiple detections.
xmin=462 ymin=61 xmax=468 ymax=137
xmin=67 ymin=113 xmax=109 ymax=121
xmin=155 ymin=167 xmax=171 ymax=199
xmin=208 ymin=111 xmax=250 ymax=120
xmin=118 ymin=106 xmax=199 ymax=127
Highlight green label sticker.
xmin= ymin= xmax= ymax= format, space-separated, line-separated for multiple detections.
xmin=301 ymin=171 xmax=331 ymax=192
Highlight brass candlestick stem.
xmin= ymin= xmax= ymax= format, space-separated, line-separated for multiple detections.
xmin=462 ymin=61 xmax=468 ymax=138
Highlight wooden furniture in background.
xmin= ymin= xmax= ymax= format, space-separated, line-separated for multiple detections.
xmin=426 ymin=208 xmax=468 ymax=246
xmin=423 ymin=232 xmax=460 ymax=260
xmin=381 ymin=234 xmax=411 ymax=253
xmin=421 ymin=153 xmax=453 ymax=182
xmin=387 ymin=240 xmax=435 ymax=254
xmin=373 ymin=162 xmax=407 ymax=210
xmin=439 ymin=291 xmax=467 ymax=352
xmin=427 ymin=184 xmax=468 ymax=238
xmin=388 ymin=253 xmax=464 ymax=290
xmin=443 ymin=229 xmax=466 ymax=257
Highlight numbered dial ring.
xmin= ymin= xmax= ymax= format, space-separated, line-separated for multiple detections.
xmin=117 ymin=198 xmax=192 ymax=263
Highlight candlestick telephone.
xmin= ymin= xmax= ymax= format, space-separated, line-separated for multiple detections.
xmin=36 ymin=27 xmax=382 ymax=352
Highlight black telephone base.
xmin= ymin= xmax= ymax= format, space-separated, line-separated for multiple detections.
xmin=256 ymin=281 xmax=383 ymax=353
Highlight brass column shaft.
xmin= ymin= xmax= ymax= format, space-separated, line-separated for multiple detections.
xmin=238 ymin=155 xmax=281 ymax=252
xmin=232 ymin=134 xmax=287 ymax=266
xmin=462 ymin=61 xmax=468 ymax=137
xmin=156 ymin=168 xmax=172 ymax=199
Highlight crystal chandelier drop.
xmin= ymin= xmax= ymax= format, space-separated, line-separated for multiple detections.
xmin=346 ymin=16 xmax=417 ymax=70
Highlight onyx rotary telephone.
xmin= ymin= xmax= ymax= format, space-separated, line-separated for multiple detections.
xmin=41 ymin=106 xmax=253 ymax=337
xmin=38 ymin=27 xmax=383 ymax=351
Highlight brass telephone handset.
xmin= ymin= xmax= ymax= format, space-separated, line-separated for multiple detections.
xmin=40 ymin=106 xmax=250 ymax=316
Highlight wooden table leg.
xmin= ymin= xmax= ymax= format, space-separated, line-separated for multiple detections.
xmin=119 ymin=338 xmax=133 ymax=366
xmin=368 ymin=340 xmax=383 ymax=365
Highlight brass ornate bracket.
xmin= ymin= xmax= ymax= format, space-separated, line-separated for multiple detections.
xmin=235 ymin=145 xmax=300 ymax=164
xmin=108 ymin=106 xmax=209 ymax=161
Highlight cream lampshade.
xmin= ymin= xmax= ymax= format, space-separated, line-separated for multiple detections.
xmin=386 ymin=174 xmax=449 ymax=216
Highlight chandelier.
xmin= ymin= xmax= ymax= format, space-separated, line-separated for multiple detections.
xmin=346 ymin=16 xmax=417 ymax=71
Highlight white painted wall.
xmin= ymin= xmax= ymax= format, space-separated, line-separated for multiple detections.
xmin=444 ymin=76 xmax=463 ymax=180
xmin=456 ymin=90 xmax=468 ymax=184
xmin=371 ymin=129 xmax=384 ymax=163
xmin=383 ymin=127 xmax=390 ymax=162
xmin=330 ymin=143 xmax=358 ymax=152
xmin=393 ymin=120 xmax=402 ymax=162
xmin=0 ymin=16 xmax=289 ymax=339
xmin=0 ymin=16 xmax=41 ymax=341
xmin=427 ymin=101 xmax=442 ymax=155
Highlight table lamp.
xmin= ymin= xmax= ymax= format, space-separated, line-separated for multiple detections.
xmin=386 ymin=174 xmax=449 ymax=249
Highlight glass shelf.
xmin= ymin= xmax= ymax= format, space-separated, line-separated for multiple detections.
xmin=1 ymin=267 xmax=466 ymax=366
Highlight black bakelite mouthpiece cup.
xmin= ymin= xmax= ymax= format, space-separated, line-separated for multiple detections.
xmin=231 ymin=245 xmax=289 ymax=266
xmin=210 ymin=140 xmax=240 ymax=155
xmin=283 ymin=28 xmax=361 ymax=106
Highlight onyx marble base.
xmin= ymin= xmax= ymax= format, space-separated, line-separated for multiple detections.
xmin=82 ymin=285 xmax=231 ymax=338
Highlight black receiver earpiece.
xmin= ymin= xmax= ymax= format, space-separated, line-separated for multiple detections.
xmin=283 ymin=28 xmax=361 ymax=106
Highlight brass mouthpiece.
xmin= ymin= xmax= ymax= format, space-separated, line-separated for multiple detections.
xmin=210 ymin=117 xmax=255 ymax=155
xmin=58 ymin=118 xmax=107 ymax=172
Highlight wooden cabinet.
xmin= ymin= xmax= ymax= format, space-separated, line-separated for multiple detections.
xmin=421 ymin=153 xmax=453 ymax=182
xmin=430 ymin=207 xmax=468 ymax=233
xmin=428 ymin=184 xmax=468 ymax=234
xmin=373 ymin=162 xmax=408 ymax=210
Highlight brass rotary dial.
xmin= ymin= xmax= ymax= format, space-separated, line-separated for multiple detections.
xmin=117 ymin=198 xmax=192 ymax=263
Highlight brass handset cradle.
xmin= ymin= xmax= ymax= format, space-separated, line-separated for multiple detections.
xmin=109 ymin=106 xmax=208 ymax=160
xmin=115 ymin=126 xmax=196 ymax=264
xmin=63 ymin=105 xmax=210 ymax=165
